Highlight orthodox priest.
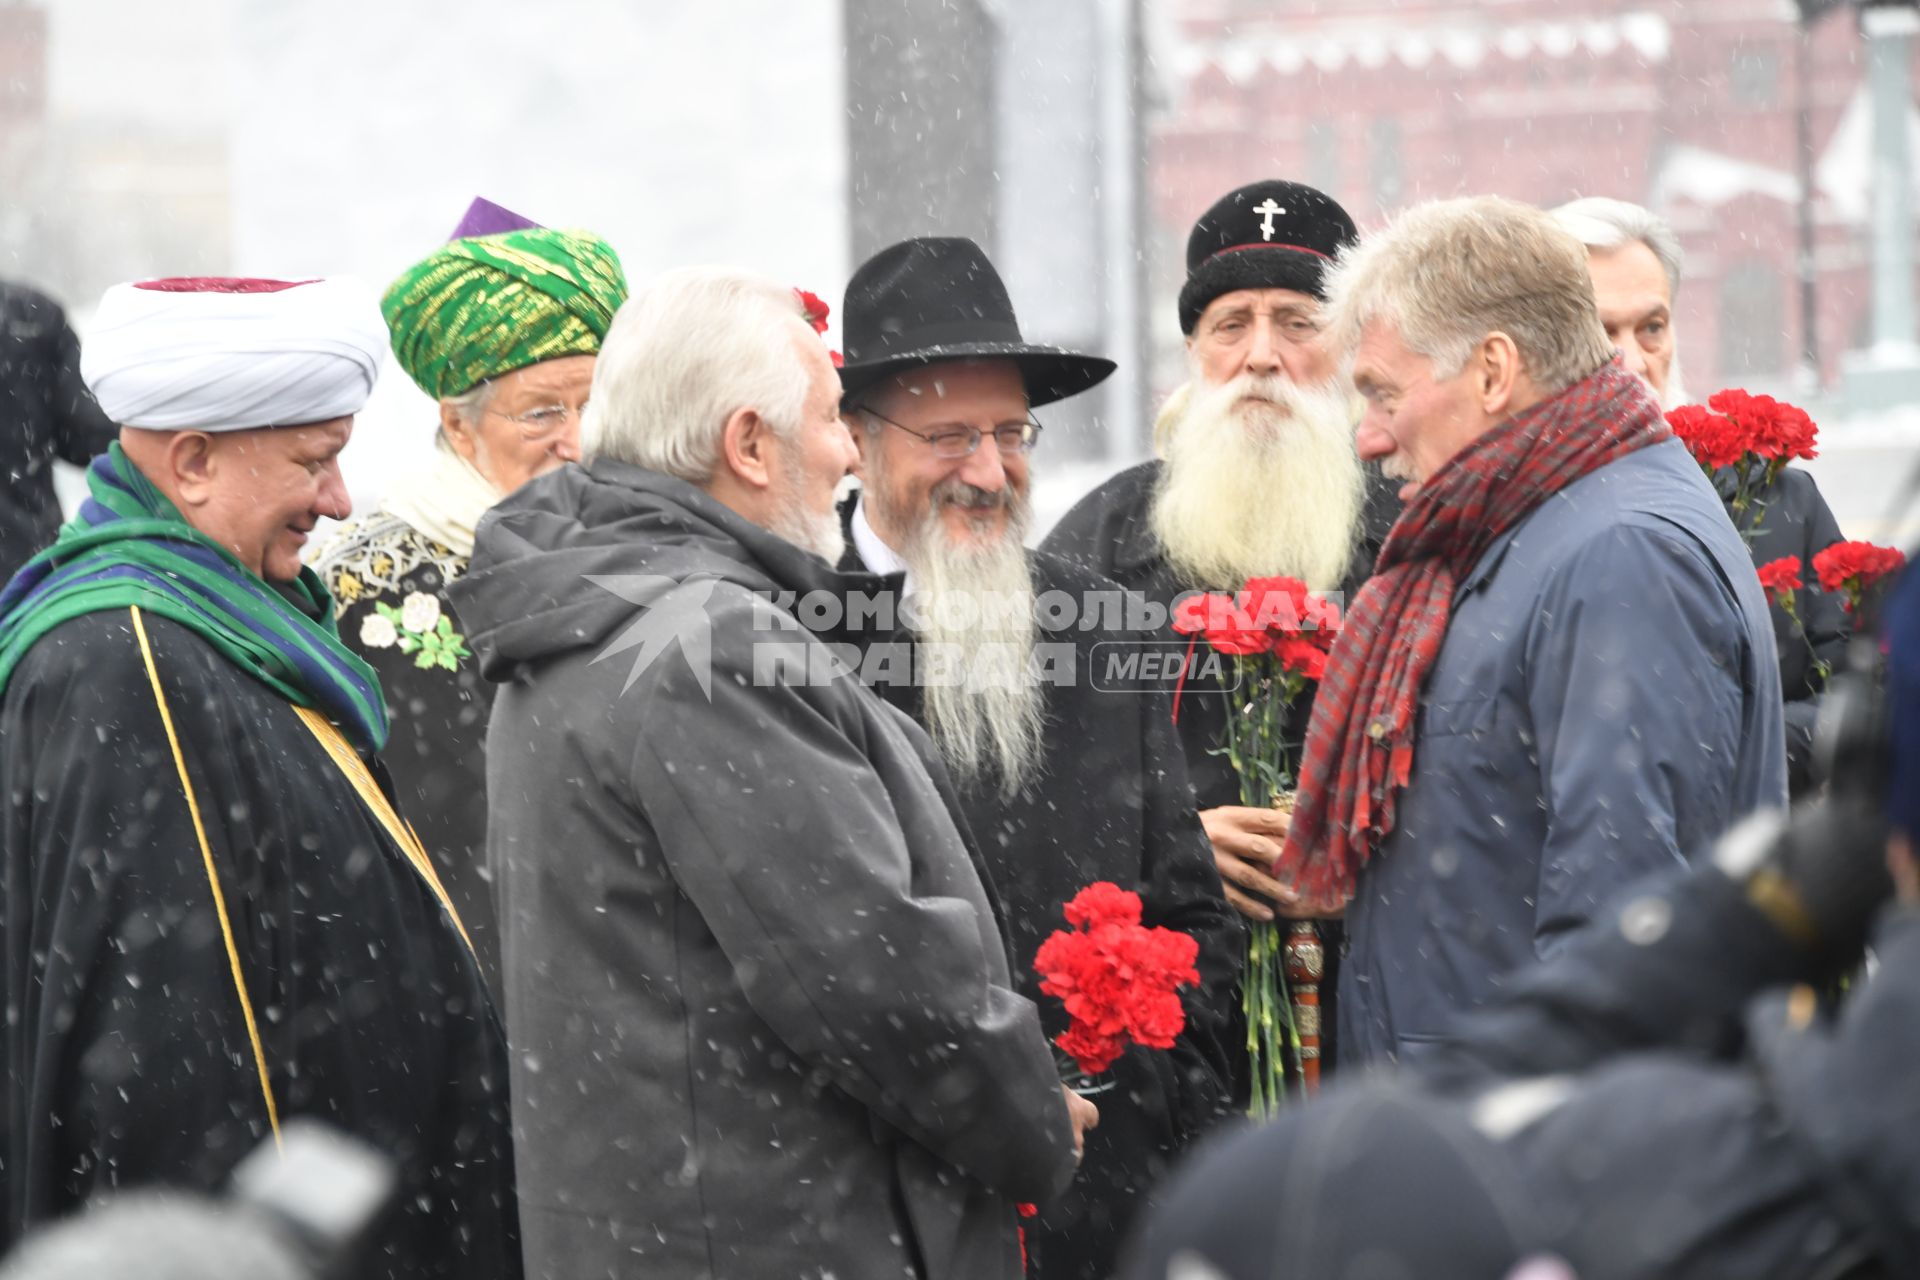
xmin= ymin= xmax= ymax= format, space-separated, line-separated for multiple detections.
xmin=313 ymin=197 xmax=628 ymax=990
xmin=0 ymin=277 xmax=520 ymax=1279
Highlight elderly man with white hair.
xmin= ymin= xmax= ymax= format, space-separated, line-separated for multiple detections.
xmin=0 ymin=277 xmax=520 ymax=1278
xmin=452 ymin=267 xmax=1094 ymax=1280
xmin=1555 ymin=195 xmax=1850 ymax=796
xmin=1269 ymin=197 xmax=1787 ymax=1068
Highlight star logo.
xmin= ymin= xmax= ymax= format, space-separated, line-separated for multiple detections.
xmin=586 ymin=574 xmax=720 ymax=699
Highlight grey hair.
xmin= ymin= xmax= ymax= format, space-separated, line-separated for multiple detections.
xmin=1551 ymin=196 xmax=1685 ymax=299
xmin=1322 ymin=196 xmax=1615 ymax=397
xmin=581 ymin=266 xmax=813 ymax=482
xmin=441 ymin=380 xmax=495 ymax=427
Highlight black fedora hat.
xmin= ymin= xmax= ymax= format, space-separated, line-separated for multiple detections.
xmin=838 ymin=237 xmax=1115 ymax=408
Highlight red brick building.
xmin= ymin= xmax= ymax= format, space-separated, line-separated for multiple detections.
xmin=1150 ymin=0 xmax=1906 ymax=395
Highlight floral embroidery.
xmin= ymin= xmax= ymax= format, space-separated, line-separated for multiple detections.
xmin=335 ymin=571 xmax=365 ymax=604
xmin=360 ymin=611 xmax=400 ymax=649
xmin=373 ymin=598 xmax=472 ymax=672
xmin=401 ymin=591 xmax=442 ymax=633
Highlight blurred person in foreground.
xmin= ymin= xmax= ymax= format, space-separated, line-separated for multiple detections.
xmin=312 ymin=196 xmax=628 ymax=991
xmin=1128 ymin=561 xmax=1920 ymax=1280
xmin=835 ymin=236 xmax=1241 ymax=1280
xmin=0 ymin=279 xmax=117 ymax=582
xmin=1554 ymin=195 xmax=1849 ymax=798
xmin=1269 ymin=196 xmax=1786 ymax=1067
xmin=1045 ymin=180 xmax=1398 ymax=935
xmin=0 ymin=277 xmax=518 ymax=1278
xmin=450 ymin=267 xmax=1094 ymax=1279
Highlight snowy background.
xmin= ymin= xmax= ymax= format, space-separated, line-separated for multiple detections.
xmin=6 ymin=0 xmax=1918 ymax=547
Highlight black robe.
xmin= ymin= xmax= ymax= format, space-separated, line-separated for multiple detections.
xmin=0 ymin=609 xmax=519 ymax=1279
xmin=841 ymin=534 xmax=1243 ymax=1280
xmin=314 ymin=514 xmax=498 ymax=991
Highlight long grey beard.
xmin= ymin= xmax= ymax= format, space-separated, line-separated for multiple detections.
xmin=1150 ymin=371 xmax=1365 ymax=592
xmin=883 ymin=479 xmax=1047 ymax=797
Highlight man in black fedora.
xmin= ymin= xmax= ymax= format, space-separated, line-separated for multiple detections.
xmin=835 ymin=236 xmax=1242 ymax=1280
xmin=1045 ymin=180 xmax=1399 ymax=958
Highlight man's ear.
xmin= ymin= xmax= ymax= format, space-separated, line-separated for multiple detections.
xmin=439 ymin=399 xmax=480 ymax=462
xmin=719 ymin=407 xmax=777 ymax=492
xmin=1476 ymin=332 xmax=1524 ymax=415
xmin=165 ymin=432 xmax=220 ymax=509
xmin=844 ymin=412 xmax=873 ymax=480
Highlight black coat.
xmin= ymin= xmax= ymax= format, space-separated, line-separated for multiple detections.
xmin=314 ymin=515 xmax=498 ymax=992
xmin=1418 ymin=863 xmax=1920 ymax=1279
xmin=1129 ymin=864 xmax=1920 ymax=1280
xmin=1040 ymin=460 xmax=1399 ymax=810
xmin=839 ymin=534 xmax=1244 ymax=1280
xmin=0 ymin=283 xmax=116 ymax=584
xmin=1719 ymin=464 xmax=1850 ymax=797
xmin=0 ymin=610 xmax=519 ymax=1279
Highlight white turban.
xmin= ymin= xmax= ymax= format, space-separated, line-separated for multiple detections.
xmin=81 ymin=277 xmax=387 ymax=432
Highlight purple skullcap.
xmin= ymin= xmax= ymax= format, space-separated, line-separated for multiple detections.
xmin=448 ymin=197 xmax=543 ymax=242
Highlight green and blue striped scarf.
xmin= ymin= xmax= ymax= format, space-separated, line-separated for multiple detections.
xmin=0 ymin=444 xmax=388 ymax=752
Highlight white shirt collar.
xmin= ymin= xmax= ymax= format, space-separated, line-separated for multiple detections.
xmin=851 ymin=492 xmax=914 ymax=596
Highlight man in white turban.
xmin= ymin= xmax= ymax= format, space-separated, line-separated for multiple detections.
xmin=0 ymin=277 xmax=521 ymax=1279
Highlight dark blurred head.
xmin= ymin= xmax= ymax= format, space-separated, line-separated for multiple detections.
xmin=1123 ymin=1083 xmax=1548 ymax=1280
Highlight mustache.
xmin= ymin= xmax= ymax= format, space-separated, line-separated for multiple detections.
xmin=929 ymin=480 xmax=1014 ymax=512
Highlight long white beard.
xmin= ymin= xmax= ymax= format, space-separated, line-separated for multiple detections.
xmin=1149 ymin=370 xmax=1365 ymax=592
xmin=870 ymin=468 xmax=1046 ymax=795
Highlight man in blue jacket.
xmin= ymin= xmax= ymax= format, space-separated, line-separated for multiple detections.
xmin=1126 ymin=562 xmax=1920 ymax=1280
xmin=1272 ymin=196 xmax=1787 ymax=1067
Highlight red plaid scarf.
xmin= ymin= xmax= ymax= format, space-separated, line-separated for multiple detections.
xmin=1275 ymin=358 xmax=1670 ymax=912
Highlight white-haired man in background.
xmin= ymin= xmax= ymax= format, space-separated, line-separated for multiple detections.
xmin=451 ymin=267 xmax=1093 ymax=1280
xmin=1555 ymin=196 xmax=1849 ymax=796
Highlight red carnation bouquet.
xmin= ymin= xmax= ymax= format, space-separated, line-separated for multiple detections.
xmin=1034 ymin=883 xmax=1200 ymax=1084
xmin=1170 ymin=575 xmax=1342 ymax=1116
xmin=1665 ymin=389 xmax=1818 ymax=538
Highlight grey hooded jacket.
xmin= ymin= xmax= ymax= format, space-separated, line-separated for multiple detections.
xmin=452 ymin=460 xmax=1078 ymax=1280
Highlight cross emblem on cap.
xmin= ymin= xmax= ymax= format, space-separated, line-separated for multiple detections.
xmin=1253 ymin=198 xmax=1286 ymax=241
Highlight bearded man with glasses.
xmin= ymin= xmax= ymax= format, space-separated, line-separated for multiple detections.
xmin=312 ymin=197 xmax=628 ymax=992
xmin=835 ymin=237 xmax=1242 ymax=1280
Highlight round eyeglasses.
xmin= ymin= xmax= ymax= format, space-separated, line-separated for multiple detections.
xmin=863 ymin=409 xmax=1043 ymax=460
xmin=487 ymin=402 xmax=586 ymax=444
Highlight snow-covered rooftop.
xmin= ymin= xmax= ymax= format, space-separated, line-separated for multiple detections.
xmin=1171 ymin=12 xmax=1671 ymax=84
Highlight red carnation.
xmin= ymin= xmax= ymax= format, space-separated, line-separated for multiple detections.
xmin=1666 ymin=404 xmax=1748 ymax=470
xmin=795 ymin=288 xmax=831 ymax=334
xmin=1755 ymin=556 xmax=1803 ymax=608
xmin=1273 ymin=636 xmax=1330 ymax=680
xmin=1035 ymin=883 xmax=1200 ymax=1077
xmin=1708 ymin=389 xmax=1819 ymax=463
xmin=1812 ymin=540 xmax=1907 ymax=614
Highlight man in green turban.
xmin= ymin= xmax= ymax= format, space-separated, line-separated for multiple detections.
xmin=313 ymin=196 xmax=628 ymax=992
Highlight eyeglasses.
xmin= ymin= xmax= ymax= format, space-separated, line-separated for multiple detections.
xmin=487 ymin=402 xmax=586 ymax=444
xmin=863 ymin=408 xmax=1043 ymax=460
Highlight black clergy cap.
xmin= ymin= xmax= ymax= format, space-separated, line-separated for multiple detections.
xmin=1178 ymin=180 xmax=1359 ymax=334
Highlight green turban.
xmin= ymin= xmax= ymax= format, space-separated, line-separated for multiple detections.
xmin=381 ymin=227 xmax=629 ymax=399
